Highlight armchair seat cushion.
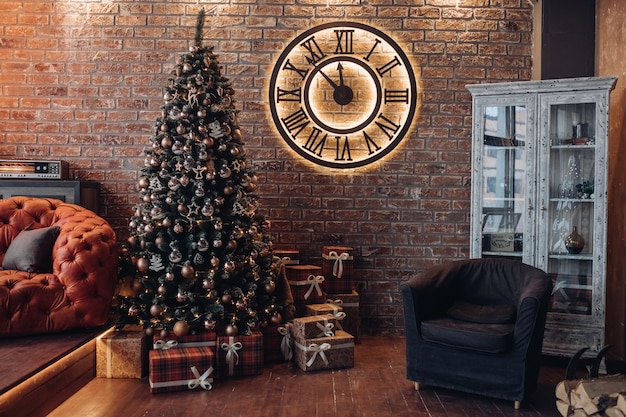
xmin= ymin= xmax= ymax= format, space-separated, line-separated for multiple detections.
xmin=446 ymin=300 xmax=516 ymax=324
xmin=421 ymin=317 xmax=514 ymax=353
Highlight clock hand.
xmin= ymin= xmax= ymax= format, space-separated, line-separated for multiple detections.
xmin=337 ymin=62 xmax=345 ymax=87
xmin=318 ymin=69 xmax=339 ymax=89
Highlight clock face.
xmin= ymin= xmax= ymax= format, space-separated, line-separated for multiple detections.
xmin=269 ymin=22 xmax=418 ymax=169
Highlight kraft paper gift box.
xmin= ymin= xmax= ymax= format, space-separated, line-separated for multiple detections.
xmin=293 ymin=330 xmax=355 ymax=372
xmin=262 ymin=323 xmax=293 ymax=363
xmin=325 ymin=290 xmax=361 ymax=343
xmin=292 ymin=315 xmax=338 ymax=340
xmin=305 ymin=303 xmax=346 ymax=333
xmin=216 ymin=329 xmax=264 ymax=378
xmin=274 ymin=249 xmax=300 ymax=265
xmin=96 ymin=326 xmax=148 ymax=378
xmin=152 ymin=330 xmax=217 ymax=356
xmin=286 ymin=264 xmax=326 ymax=315
xmin=321 ymin=246 xmax=354 ymax=294
xmin=149 ymin=346 xmax=214 ymax=394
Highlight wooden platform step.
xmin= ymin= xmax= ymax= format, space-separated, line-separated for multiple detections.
xmin=0 ymin=328 xmax=106 ymax=417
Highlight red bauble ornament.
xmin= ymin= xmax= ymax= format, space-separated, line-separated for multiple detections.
xmin=221 ymin=293 xmax=232 ymax=304
xmin=138 ymin=177 xmax=149 ymax=188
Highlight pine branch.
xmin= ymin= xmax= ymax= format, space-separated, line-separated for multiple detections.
xmin=194 ymin=8 xmax=206 ymax=48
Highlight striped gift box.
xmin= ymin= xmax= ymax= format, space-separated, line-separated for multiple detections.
xmin=262 ymin=323 xmax=293 ymax=363
xmin=286 ymin=264 xmax=326 ymax=315
xmin=216 ymin=329 xmax=264 ymax=378
xmin=321 ymin=246 xmax=354 ymax=294
xmin=149 ymin=346 xmax=214 ymax=394
xmin=152 ymin=331 xmax=217 ymax=356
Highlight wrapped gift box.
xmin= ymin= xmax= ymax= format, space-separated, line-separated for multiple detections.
xmin=262 ymin=323 xmax=293 ymax=363
xmin=292 ymin=315 xmax=338 ymax=340
xmin=293 ymin=330 xmax=355 ymax=372
xmin=152 ymin=331 xmax=217 ymax=355
xmin=216 ymin=329 xmax=264 ymax=378
xmin=325 ymin=290 xmax=360 ymax=343
xmin=149 ymin=346 xmax=214 ymax=394
xmin=274 ymin=249 xmax=300 ymax=265
xmin=305 ymin=303 xmax=345 ymax=331
xmin=96 ymin=326 xmax=148 ymax=378
xmin=321 ymin=246 xmax=354 ymax=294
xmin=286 ymin=264 xmax=325 ymax=315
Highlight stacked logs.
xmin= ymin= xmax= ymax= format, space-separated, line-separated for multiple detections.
xmin=556 ymin=374 xmax=626 ymax=417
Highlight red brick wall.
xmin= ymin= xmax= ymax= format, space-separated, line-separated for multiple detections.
xmin=0 ymin=0 xmax=533 ymax=335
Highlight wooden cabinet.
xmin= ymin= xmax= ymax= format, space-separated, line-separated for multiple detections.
xmin=467 ymin=77 xmax=617 ymax=357
xmin=0 ymin=180 xmax=100 ymax=213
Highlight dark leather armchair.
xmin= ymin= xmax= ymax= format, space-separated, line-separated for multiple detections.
xmin=401 ymin=258 xmax=552 ymax=408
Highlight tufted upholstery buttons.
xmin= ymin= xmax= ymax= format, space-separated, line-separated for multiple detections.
xmin=0 ymin=197 xmax=118 ymax=337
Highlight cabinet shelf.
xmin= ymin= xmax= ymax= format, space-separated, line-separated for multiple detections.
xmin=468 ymin=76 xmax=617 ymax=357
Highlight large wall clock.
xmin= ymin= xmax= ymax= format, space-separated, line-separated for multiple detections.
xmin=269 ymin=21 xmax=418 ymax=169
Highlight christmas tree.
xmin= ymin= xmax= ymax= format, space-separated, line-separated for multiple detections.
xmin=116 ymin=10 xmax=289 ymax=338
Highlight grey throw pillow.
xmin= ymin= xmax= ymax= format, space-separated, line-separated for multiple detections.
xmin=2 ymin=225 xmax=60 ymax=273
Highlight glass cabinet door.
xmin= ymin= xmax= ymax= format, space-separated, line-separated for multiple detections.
xmin=470 ymin=96 xmax=536 ymax=263
xmin=539 ymin=93 xmax=607 ymax=335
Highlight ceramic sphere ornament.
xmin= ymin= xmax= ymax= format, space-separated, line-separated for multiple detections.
xmin=270 ymin=313 xmax=282 ymax=326
xmin=204 ymin=319 xmax=216 ymax=331
xmin=181 ymin=265 xmax=195 ymax=279
xmin=173 ymin=320 xmax=190 ymax=337
xmin=136 ymin=257 xmax=150 ymax=272
xmin=225 ymin=323 xmax=238 ymax=336
xmin=150 ymin=304 xmax=164 ymax=318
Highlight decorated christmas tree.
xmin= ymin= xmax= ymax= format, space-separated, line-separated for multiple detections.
xmin=116 ymin=10 xmax=288 ymax=338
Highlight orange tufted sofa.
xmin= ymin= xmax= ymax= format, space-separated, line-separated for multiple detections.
xmin=0 ymin=197 xmax=118 ymax=337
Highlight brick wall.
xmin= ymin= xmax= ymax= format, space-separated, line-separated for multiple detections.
xmin=0 ymin=0 xmax=533 ymax=335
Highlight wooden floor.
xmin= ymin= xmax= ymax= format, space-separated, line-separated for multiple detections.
xmin=46 ymin=336 xmax=566 ymax=417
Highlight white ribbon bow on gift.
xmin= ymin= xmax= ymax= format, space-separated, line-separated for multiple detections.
xmin=153 ymin=340 xmax=179 ymax=350
xmin=278 ymin=325 xmax=293 ymax=361
xmin=221 ymin=339 xmax=243 ymax=376
xmin=331 ymin=311 xmax=346 ymax=330
xmin=187 ymin=366 xmax=213 ymax=390
xmin=304 ymin=274 xmax=325 ymax=300
xmin=315 ymin=320 xmax=335 ymax=337
xmin=326 ymin=298 xmax=343 ymax=305
xmin=306 ymin=342 xmax=331 ymax=367
xmin=327 ymin=251 xmax=350 ymax=278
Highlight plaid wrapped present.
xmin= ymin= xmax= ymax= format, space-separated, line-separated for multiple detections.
xmin=217 ymin=329 xmax=264 ymax=378
xmin=286 ymin=264 xmax=325 ymax=315
xmin=305 ymin=303 xmax=346 ymax=331
xmin=96 ymin=326 xmax=148 ymax=378
xmin=325 ymin=291 xmax=361 ymax=343
xmin=292 ymin=315 xmax=338 ymax=340
xmin=274 ymin=249 xmax=300 ymax=265
xmin=262 ymin=323 xmax=293 ymax=363
xmin=321 ymin=246 xmax=354 ymax=294
xmin=152 ymin=331 xmax=217 ymax=356
xmin=293 ymin=330 xmax=355 ymax=372
xmin=149 ymin=346 xmax=214 ymax=394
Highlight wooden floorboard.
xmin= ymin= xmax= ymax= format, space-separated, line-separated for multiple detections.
xmin=45 ymin=336 xmax=564 ymax=417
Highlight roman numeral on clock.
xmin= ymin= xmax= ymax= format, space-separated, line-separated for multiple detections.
xmin=384 ymin=89 xmax=409 ymax=104
xmin=276 ymin=87 xmax=301 ymax=103
xmin=304 ymin=126 xmax=327 ymax=156
xmin=377 ymin=56 xmax=402 ymax=77
xmin=282 ymin=59 xmax=308 ymax=79
xmin=335 ymin=136 xmax=353 ymax=161
xmin=300 ymin=36 xmax=327 ymax=66
xmin=375 ymin=114 xmax=401 ymax=139
xmin=281 ymin=108 xmax=310 ymax=138
xmin=334 ymin=29 xmax=354 ymax=54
